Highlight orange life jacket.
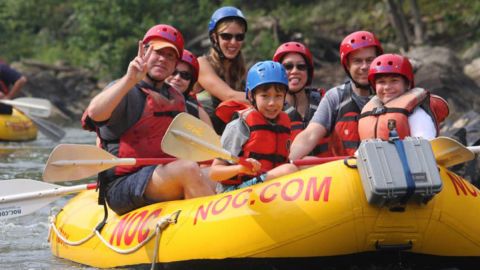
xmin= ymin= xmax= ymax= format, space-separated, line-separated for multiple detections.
xmin=358 ymin=88 xmax=449 ymax=140
xmin=221 ymin=108 xmax=291 ymax=185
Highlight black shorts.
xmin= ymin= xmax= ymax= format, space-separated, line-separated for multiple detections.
xmin=106 ymin=165 xmax=157 ymax=215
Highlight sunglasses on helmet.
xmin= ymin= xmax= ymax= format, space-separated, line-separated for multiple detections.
xmin=218 ymin=33 xmax=245 ymax=42
xmin=172 ymin=70 xmax=192 ymax=81
xmin=283 ymin=63 xmax=308 ymax=71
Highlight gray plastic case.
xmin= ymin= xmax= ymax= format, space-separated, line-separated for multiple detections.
xmin=356 ymin=137 xmax=442 ymax=207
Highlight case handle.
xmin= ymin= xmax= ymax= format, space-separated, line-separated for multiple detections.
xmin=375 ymin=240 xmax=413 ymax=251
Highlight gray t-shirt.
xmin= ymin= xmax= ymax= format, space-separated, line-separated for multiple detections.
xmin=221 ymin=117 xmax=250 ymax=157
xmin=95 ymin=81 xmax=177 ymax=141
xmin=310 ymin=81 xmax=370 ymax=134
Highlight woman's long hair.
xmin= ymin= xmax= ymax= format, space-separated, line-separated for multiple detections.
xmin=207 ymin=19 xmax=246 ymax=92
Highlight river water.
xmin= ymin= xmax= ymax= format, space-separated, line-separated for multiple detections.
xmin=0 ymin=126 xmax=104 ymax=270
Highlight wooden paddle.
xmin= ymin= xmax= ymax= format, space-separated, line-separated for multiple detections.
xmin=0 ymin=97 xmax=52 ymax=118
xmin=42 ymin=144 xmax=212 ymax=182
xmin=430 ymin=136 xmax=480 ymax=167
xmin=0 ymin=179 xmax=97 ymax=220
xmin=164 ymin=114 xmax=480 ymax=169
xmin=162 ymin=113 xmax=347 ymax=166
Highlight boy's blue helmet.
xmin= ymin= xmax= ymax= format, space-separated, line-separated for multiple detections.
xmin=245 ymin=61 xmax=288 ymax=98
xmin=208 ymin=6 xmax=247 ymax=34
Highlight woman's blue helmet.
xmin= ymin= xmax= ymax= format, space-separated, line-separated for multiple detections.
xmin=245 ymin=61 xmax=288 ymax=98
xmin=208 ymin=6 xmax=247 ymax=34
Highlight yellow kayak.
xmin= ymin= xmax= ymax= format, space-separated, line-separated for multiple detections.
xmin=0 ymin=108 xmax=37 ymax=141
xmin=48 ymin=159 xmax=480 ymax=269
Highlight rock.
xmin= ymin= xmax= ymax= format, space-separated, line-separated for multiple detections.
xmin=462 ymin=42 xmax=480 ymax=62
xmin=441 ymin=110 xmax=480 ymax=187
xmin=406 ymin=46 xmax=480 ymax=119
xmin=13 ymin=60 xmax=102 ymax=123
xmin=464 ymin=57 xmax=480 ymax=85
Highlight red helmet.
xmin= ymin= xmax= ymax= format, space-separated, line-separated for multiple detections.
xmin=180 ymin=49 xmax=199 ymax=82
xmin=273 ymin=41 xmax=314 ymax=86
xmin=340 ymin=31 xmax=383 ymax=73
xmin=368 ymin=54 xmax=414 ymax=90
xmin=142 ymin=24 xmax=184 ymax=58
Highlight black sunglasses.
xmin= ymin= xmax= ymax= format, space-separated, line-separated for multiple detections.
xmin=172 ymin=70 xmax=192 ymax=81
xmin=283 ymin=63 xmax=308 ymax=71
xmin=218 ymin=33 xmax=245 ymax=42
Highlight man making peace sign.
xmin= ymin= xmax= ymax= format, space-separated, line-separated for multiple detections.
xmin=83 ymin=24 xmax=215 ymax=215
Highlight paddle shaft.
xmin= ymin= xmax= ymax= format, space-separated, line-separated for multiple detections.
xmin=171 ymin=129 xmax=347 ymax=166
xmin=0 ymin=179 xmax=98 ymax=220
xmin=0 ymin=98 xmax=51 ymax=118
xmin=0 ymin=183 xmax=97 ymax=204
xmin=51 ymin=157 xmax=178 ymax=166
xmin=469 ymin=146 xmax=480 ymax=153
xmin=43 ymin=143 xmax=215 ymax=182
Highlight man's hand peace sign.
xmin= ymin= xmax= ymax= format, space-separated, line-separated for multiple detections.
xmin=126 ymin=40 xmax=154 ymax=84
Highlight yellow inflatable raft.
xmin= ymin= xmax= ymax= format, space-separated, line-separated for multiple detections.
xmin=0 ymin=108 xmax=37 ymax=141
xmin=48 ymin=160 xmax=480 ymax=269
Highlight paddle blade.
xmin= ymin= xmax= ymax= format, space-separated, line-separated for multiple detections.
xmin=30 ymin=116 xmax=66 ymax=141
xmin=0 ymin=179 xmax=96 ymax=220
xmin=0 ymin=97 xmax=52 ymax=118
xmin=43 ymin=144 xmax=116 ymax=182
xmin=162 ymin=113 xmax=230 ymax=161
xmin=431 ymin=136 xmax=475 ymax=167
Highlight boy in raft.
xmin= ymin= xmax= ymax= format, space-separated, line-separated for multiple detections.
xmin=358 ymin=53 xmax=449 ymax=140
xmin=210 ymin=60 xmax=298 ymax=193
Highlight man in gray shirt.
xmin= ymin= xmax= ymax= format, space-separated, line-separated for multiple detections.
xmin=289 ymin=31 xmax=383 ymax=159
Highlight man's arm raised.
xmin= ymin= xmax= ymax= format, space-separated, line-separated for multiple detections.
xmin=88 ymin=41 xmax=153 ymax=122
xmin=289 ymin=122 xmax=328 ymax=160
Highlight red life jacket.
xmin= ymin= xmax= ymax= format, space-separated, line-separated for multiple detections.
xmin=221 ymin=108 xmax=291 ymax=185
xmin=330 ymin=84 xmax=362 ymax=156
xmin=115 ymin=87 xmax=185 ymax=175
xmin=428 ymin=93 xmax=449 ymax=131
xmin=215 ymin=99 xmax=252 ymax=123
xmin=358 ymin=88 xmax=449 ymax=140
xmin=284 ymin=88 xmax=332 ymax=157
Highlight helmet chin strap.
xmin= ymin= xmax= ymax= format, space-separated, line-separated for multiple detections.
xmin=211 ymin=35 xmax=226 ymax=60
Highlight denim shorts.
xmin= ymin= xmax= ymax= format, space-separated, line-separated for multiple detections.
xmin=106 ymin=165 xmax=157 ymax=215
xmin=217 ymin=173 xmax=267 ymax=193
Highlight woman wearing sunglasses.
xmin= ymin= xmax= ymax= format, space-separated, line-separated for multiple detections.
xmin=166 ymin=50 xmax=213 ymax=127
xmin=195 ymin=6 xmax=248 ymax=135
xmin=273 ymin=42 xmax=331 ymax=157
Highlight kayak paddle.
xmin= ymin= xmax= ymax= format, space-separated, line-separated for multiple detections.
xmin=0 ymin=97 xmax=52 ymax=118
xmin=0 ymin=179 xmax=97 ymax=220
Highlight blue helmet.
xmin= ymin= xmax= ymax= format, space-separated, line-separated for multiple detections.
xmin=245 ymin=61 xmax=288 ymax=98
xmin=208 ymin=6 xmax=247 ymax=34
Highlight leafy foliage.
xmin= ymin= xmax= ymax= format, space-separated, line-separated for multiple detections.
xmin=0 ymin=0 xmax=478 ymax=80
